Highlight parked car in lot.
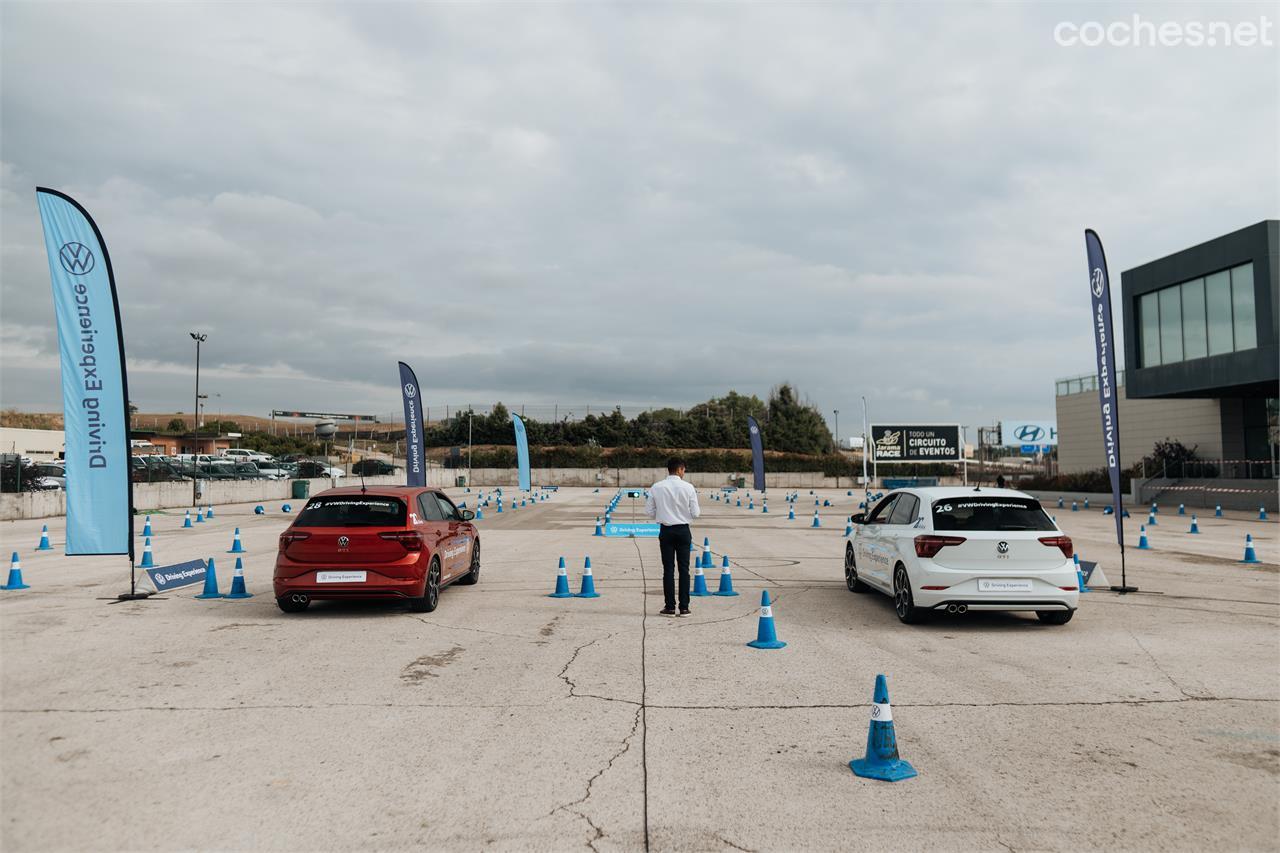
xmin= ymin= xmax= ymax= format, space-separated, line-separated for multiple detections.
xmin=254 ymin=461 xmax=290 ymax=480
xmin=294 ymin=459 xmax=344 ymax=478
xmin=351 ymin=458 xmax=397 ymax=476
xmin=844 ymin=487 xmax=1077 ymax=625
xmin=221 ymin=448 xmax=274 ymax=463
xmin=30 ymin=462 xmax=66 ymax=489
xmin=131 ymin=456 xmax=187 ymax=483
xmin=273 ymin=486 xmax=479 ymax=614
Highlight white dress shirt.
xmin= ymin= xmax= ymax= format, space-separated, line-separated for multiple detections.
xmin=645 ymin=475 xmax=701 ymax=526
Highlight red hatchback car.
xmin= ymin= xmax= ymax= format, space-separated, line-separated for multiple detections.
xmin=274 ymin=486 xmax=479 ymax=614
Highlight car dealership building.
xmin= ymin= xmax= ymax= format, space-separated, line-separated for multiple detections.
xmin=1056 ymin=220 xmax=1278 ymax=497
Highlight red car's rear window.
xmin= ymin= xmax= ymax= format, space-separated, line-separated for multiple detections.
xmin=296 ymin=496 xmax=407 ymax=527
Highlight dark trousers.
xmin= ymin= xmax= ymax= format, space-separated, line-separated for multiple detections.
xmin=658 ymin=523 xmax=692 ymax=609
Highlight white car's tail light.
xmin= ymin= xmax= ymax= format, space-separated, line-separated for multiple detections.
xmin=1038 ymin=535 xmax=1074 ymax=558
xmin=914 ymin=535 xmax=966 ymax=558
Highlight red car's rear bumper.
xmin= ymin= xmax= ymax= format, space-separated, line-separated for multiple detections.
xmin=273 ymin=561 xmax=427 ymax=600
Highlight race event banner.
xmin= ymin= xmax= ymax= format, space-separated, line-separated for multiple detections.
xmin=36 ymin=188 xmax=132 ymax=557
xmin=1085 ymin=229 xmax=1126 ymax=550
xmin=870 ymin=424 xmax=961 ymax=463
xmin=397 ymin=362 xmax=426 ymax=487
xmin=511 ymin=413 xmax=531 ymax=491
xmin=747 ymin=415 xmax=766 ymax=492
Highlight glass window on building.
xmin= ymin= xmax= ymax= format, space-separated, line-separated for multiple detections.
xmin=1140 ymin=291 xmax=1161 ymax=367
xmin=1181 ymin=277 xmax=1207 ymax=360
xmin=1205 ymin=269 xmax=1234 ymax=356
xmin=1158 ymin=286 xmax=1183 ymax=363
xmin=1231 ymin=263 xmax=1257 ymax=351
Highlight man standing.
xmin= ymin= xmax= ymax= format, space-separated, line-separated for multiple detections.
xmin=645 ymin=457 xmax=701 ymax=616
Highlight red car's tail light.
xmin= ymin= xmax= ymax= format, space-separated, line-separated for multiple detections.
xmin=279 ymin=531 xmax=311 ymax=547
xmin=379 ymin=530 xmax=423 ymax=551
xmin=914 ymin=535 xmax=966 ymax=558
xmin=1038 ymin=535 xmax=1074 ymax=558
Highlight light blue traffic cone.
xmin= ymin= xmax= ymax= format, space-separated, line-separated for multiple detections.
xmin=549 ymin=557 xmax=573 ymax=598
xmin=281 ymin=503 xmax=292 ymax=513
xmin=1189 ymin=515 xmax=1200 ymax=534
xmin=226 ymin=557 xmax=253 ymax=599
xmin=715 ymin=556 xmax=738 ymax=596
xmin=183 ymin=510 xmax=192 ymax=528
xmin=1057 ymin=497 xmax=1064 ymax=509
xmin=747 ymin=589 xmax=786 ymax=649
xmin=1261 ymin=507 xmax=1269 ymax=521
xmin=497 ymin=502 xmax=504 ymax=513
xmin=476 ymin=508 xmax=484 ymax=520
xmin=691 ymin=564 xmax=710 ymax=596
xmin=849 ymin=674 xmax=917 ymax=782
xmin=139 ymin=516 xmax=153 ymax=538
xmin=788 ymin=507 xmax=796 ymax=521
xmin=844 ymin=521 xmax=853 ymax=536
xmin=1083 ymin=498 xmax=1090 ymax=510
xmin=594 ymin=517 xmax=603 ymax=536
xmin=206 ymin=505 xmax=215 ymax=518
xmin=1177 ymin=503 xmax=1185 ymax=516
xmin=1071 ymin=501 xmax=1078 ymax=512
xmin=195 ymin=508 xmax=204 ymax=523
xmin=2 ymin=552 xmax=30 ymax=590
xmin=576 ymin=557 xmax=600 ymax=598
xmin=748 ymin=498 xmax=754 ymax=510
xmin=761 ymin=500 xmax=768 ymax=514
xmin=1151 ymin=503 xmax=1158 ymax=515
xmin=812 ymin=511 xmax=821 ymax=528
xmin=140 ymin=537 xmax=155 ymax=568
xmin=254 ymin=505 xmax=265 ymax=515
xmin=35 ymin=525 xmax=52 ymax=551
xmin=736 ymin=497 xmax=742 ymax=507
xmin=1147 ymin=510 xmax=1157 ymax=526
xmin=1215 ymin=505 xmax=1223 ymax=517
xmin=1138 ymin=526 xmax=1150 ymax=550
xmin=227 ymin=527 xmax=245 ymax=554
xmin=701 ymin=537 xmax=713 ymax=569
xmin=1241 ymin=535 xmax=1259 ymax=564
xmin=194 ymin=558 xmax=224 ymax=599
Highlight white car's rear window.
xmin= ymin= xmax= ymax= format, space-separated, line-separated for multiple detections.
xmin=931 ymin=497 xmax=1055 ymax=531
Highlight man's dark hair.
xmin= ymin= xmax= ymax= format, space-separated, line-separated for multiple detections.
xmin=667 ymin=457 xmax=685 ymax=474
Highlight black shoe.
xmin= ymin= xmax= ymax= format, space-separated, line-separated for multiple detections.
xmin=660 ymin=606 xmax=677 ymax=616
xmin=679 ymin=607 xmax=691 ymax=616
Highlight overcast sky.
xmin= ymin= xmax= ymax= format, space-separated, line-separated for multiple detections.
xmin=2 ymin=1 xmax=1276 ymax=434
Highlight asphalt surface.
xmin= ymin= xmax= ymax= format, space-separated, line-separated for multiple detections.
xmin=2 ymin=486 xmax=1277 ymax=851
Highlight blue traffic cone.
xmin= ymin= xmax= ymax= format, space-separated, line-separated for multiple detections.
xmin=281 ymin=503 xmax=292 ymax=513
xmin=1261 ymin=507 xmax=1269 ymax=521
xmin=140 ymin=537 xmax=155 ymax=568
xmin=1083 ymin=498 xmax=1090 ymax=510
xmin=1138 ymin=526 xmax=1150 ymax=550
xmin=747 ymin=589 xmax=786 ymax=649
xmin=1057 ymin=497 xmax=1064 ymax=509
xmin=226 ymin=557 xmax=253 ymax=599
xmin=701 ymin=537 xmax=713 ymax=569
xmin=812 ymin=511 xmax=821 ymax=528
xmin=844 ymin=522 xmax=853 ymax=536
xmin=1104 ymin=506 xmax=1114 ymax=515
xmin=823 ymin=499 xmax=831 ymax=507
xmin=254 ymin=505 xmax=265 ymax=515
xmin=849 ymin=674 xmax=917 ymax=782
xmin=1122 ymin=509 xmax=1130 ymax=519
xmin=549 ymin=557 xmax=573 ymax=598
xmin=1151 ymin=503 xmax=1158 ymax=515
xmin=476 ymin=508 xmax=484 ymax=520
xmin=183 ymin=510 xmax=193 ymax=528
xmin=748 ymin=498 xmax=754 ymax=510
xmin=736 ymin=497 xmax=742 ymax=507
xmin=576 ymin=557 xmax=600 ymax=598
xmin=1071 ymin=501 xmax=1078 ymax=512
xmin=788 ymin=507 xmax=796 ymax=521
xmin=227 ymin=527 xmax=245 ymax=554
xmin=141 ymin=516 xmax=153 ymax=537
xmin=1241 ymin=535 xmax=1259 ymax=564
xmin=1215 ymin=505 xmax=1223 ymax=517
xmin=35 ymin=525 xmax=52 ymax=551
xmin=497 ymin=502 xmax=504 ymax=513
xmin=594 ymin=517 xmax=603 ymax=536
xmin=206 ymin=505 xmax=215 ymax=518
xmin=691 ymin=564 xmax=710 ymax=596
xmin=1147 ymin=510 xmax=1157 ymax=526
xmin=715 ymin=556 xmax=738 ymax=596
xmin=194 ymin=558 xmax=224 ymax=599
xmin=195 ymin=508 xmax=204 ymax=523
xmin=761 ymin=500 xmax=768 ymax=513
xmin=1177 ymin=503 xmax=1185 ymax=516
xmin=1189 ymin=516 xmax=1200 ymax=534
xmin=2 ymin=552 xmax=30 ymax=590
xmin=1074 ymin=554 xmax=1087 ymax=592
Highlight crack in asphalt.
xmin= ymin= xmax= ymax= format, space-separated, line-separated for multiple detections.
xmin=556 ymin=632 xmax=641 ymax=707
xmin=550 ymin=704 xmax=643 ymax=853
xmin=1127 ymin=628 xmax=1206 ymax=700
xmin=403 ymin=614 xmax=538 ymax=641
xmin=644 ymin=695 xmax=1277 ymax=711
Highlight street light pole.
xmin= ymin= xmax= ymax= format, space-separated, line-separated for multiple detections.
xmin=190 ymin=332 xmax=206 ymax=507
xmin=861 ymin=396 xmax=870 ymax=506
xmin=833 ymin=409 xmax=840 ymax=489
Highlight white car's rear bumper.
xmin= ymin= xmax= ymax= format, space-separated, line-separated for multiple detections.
xmin=912 ymin=563 xmax=1079 ymax=612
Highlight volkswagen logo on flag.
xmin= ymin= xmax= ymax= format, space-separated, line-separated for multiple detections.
xmin=1091 ymin=268 xmax=1105 ymax=298
xmin=58 ymin=242 xmax=95 ymax=275
xmin=403 ymin=383 xmax=416 ymax=398
xmin=750 ymin=424 xmax=759 ymax=435
xmin=337 ymin=536 xmax=350 ymax=549
xmin=1014 ymin=425 xmax=1045 ymax=442
xmin=996 ymin=541 xmax=1009 ymax=555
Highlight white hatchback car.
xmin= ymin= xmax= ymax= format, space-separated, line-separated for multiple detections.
xmin=844 ymin=487 xmax=1078 ymax=625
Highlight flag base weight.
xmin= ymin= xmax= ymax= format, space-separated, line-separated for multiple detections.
xmin=1109 ymin=585 xmax=1139 ymax=594
xmin=116 ymin=591 xmax=157 ymax=601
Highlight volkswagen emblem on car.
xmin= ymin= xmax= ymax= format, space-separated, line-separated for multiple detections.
xmin=58 ymin=242 xmax=95 ymax=275
xmin=997 ymin=541 xmax=1009 ymax=554
xmin=337 ymin=536 xmax=350 ymax=549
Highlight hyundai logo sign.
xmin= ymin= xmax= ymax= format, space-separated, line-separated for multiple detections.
xmin=1014 ymin=424 xmax=1045 ymax=442
xmin=1002 ymin=421 xmax=1057 ymax=447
